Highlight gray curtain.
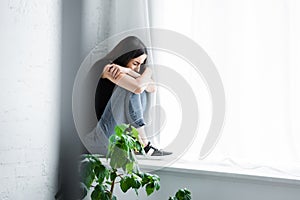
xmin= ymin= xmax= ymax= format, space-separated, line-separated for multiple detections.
xmin=73 ymin=0 xmax=161 ymax=153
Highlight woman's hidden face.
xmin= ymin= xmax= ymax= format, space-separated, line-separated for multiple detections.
xmin=126 ymin=54 xmax=147 ymax=72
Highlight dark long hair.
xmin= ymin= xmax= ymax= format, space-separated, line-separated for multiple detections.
xmin=105 ymin=36 xmax=148 ymax=67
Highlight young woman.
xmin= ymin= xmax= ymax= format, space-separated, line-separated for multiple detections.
xmin=86 ymin=36 xmax=171 ymax=156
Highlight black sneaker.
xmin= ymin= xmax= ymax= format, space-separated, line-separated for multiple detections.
xmin=137 ymin=142 xmax=172 ymax=156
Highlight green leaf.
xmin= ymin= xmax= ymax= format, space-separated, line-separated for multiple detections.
xmin=94 ymin=164 xmax=107 ymax=184
xmin=107 ymin=135 xmax=117 ymax=158
xmin=105 ymin=180 xmax=112 ymax=185
xmin=152 ymin=175 xmax=160 ymax=191
xmin=154 ymin=180 xmax=160 ymax=191
xmin=130 ymin=173 xmax=142 ymax=189
xmin=125 ymin=162 xmax=134 ymax=174
xmin=91 ymin=185 xmax=112 ymax=200
xmin=110 ymin=146 xmax=129 ymax=169
xmin=100 ymin=191 xmax=111 ymax=200
xmin=121 ymin=135 xmax=131 ymax=151
xmin=124 ymin=124 xmax=133 ymax=134
xmin=125 ymin=135 xmax=136 ymax=150
xmin=81 ymin=162 xmax=95 ymax=189
xmin=87 ymin=154 xmax=102 ymax=166
xmin=174 ymin=188 xmax=192 ymax=200
xmin=130 ymin=126 xmax=139 ymax=139
xmin=134 ymin=140 xmax=143 ymax=152
xmin=109 ymin=134 xmax=115 ymax=141
xmin=141 ymin=173 xmax=150 ymax=187
xmin=120 ymin=176 xmax=132 ymax=193
xmin=114 ymin=124 xmax=129 ymax=136
xmin=145 ymin=182 xmax=155 ymax=196
xmin=109 ymin=135 xmax=116 ymax=146
xmin=152 ymin=174 xmax=160 ymax=182
xmin=110 ymin=170 xmax=117 ymax=181
xmin=111 ymin=195 xmax=117 ymax=200
xmin=91 ymin=185 xmax=102 ymax=200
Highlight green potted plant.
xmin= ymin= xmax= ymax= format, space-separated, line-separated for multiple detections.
xmin=169 ymin=188 xmax=192 ymax=200
xmin=80 ymin=124 xmax=192 ymax=200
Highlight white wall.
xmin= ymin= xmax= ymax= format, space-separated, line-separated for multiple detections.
xmin=113 ymin=168 xmax=300 ymax=200
xmin=0 ymin=0 xmax=61 ymax=199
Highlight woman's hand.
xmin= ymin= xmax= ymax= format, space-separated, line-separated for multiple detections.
xmin=145 ymin=79 xmax=156 ymax=93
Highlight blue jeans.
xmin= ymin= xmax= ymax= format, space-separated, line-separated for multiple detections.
xmin=84 ymin=86 xmax=147 ymax=154
xmin=99 ymin=86 xmax=147 ymax=137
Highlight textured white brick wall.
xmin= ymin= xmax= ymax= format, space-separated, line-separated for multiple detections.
xmin=0 ymin=0 xmax=61 ymax=199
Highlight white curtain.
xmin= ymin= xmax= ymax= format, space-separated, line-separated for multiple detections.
xmin=80 ymin=0 xmax=300 ymax=178
xmin=148 ymin=0 xmax=300 ymax=178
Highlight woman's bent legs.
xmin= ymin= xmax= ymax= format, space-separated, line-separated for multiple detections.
xmin=84 ymin=87 xmax=148 ymax=154
xmin=127 ymin=90 xmax=149 ymax=146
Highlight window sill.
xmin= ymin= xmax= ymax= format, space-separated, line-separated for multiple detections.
xmin=136 ymin=157 xmax=300 ymax=186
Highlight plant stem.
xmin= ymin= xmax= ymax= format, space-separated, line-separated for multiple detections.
xmin=110 ymin=176 xmax=116 ymax=200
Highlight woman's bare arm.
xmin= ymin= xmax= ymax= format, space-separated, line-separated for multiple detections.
xmin=126 ymin=68 xmax=141 ymax=79
xmin=102 ymin=64 xmax=155 ymax=94
xmin=112 ymin=64 xmax=156 ymax=92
